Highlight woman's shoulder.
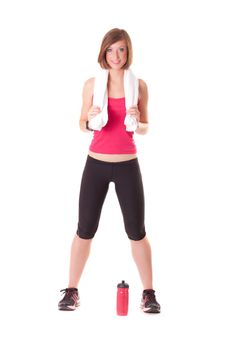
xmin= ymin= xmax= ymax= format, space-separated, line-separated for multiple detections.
xmin=84 ymin=77 xmax=95 ymax=89
xmin=83 ymin=77 xmax=95 ymax=96
xmin=138 ymin=78 xmax=148 ymax=90
xmin=138 ymin=79 xmax=148 ymax=100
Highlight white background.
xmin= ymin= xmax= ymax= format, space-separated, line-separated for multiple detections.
xmin=0 ymin=0 xmax=233 ymax=349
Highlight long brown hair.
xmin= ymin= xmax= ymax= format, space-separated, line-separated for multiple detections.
xmin=98 ymin=28 xmax=133 ymax=69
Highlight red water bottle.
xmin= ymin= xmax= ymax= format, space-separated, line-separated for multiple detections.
xmin=117 ymin=280 xmax=129 ymax=316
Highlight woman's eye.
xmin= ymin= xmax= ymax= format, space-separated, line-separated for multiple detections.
xmin=119 ymin=48 xmax=125 ymax=52
xmin=107 ymin=48 xmax=112 ymax=53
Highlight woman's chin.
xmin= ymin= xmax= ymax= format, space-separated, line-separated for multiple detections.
xmin=107 ymin=60 xmax=126 ymax=69
xmin=109 ymin=64 xmax=124 ymax=70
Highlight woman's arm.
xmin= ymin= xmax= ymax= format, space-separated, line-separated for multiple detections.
xmin=136 ymin=79 xmax=149 ymax=135
xmin=79 ymin=78 xmax=94 ymax=132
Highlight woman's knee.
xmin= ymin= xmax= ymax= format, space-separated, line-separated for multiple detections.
xmin=126 ymin=228 xmax=146 ymax=241
xmin=76 ymin=224 xmax=98 ymax=240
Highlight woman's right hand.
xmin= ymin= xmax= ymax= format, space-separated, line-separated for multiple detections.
xmin=87 ymin=106 xmax=101 ymax=121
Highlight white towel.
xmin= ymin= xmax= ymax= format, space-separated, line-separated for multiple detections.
xmin=123 ymin=69 xmax=139 ymax=132
xmin=88 ymin=69 xmax=109 ymax=131
xmin=88 ymin=68 xmax=139 ymax=132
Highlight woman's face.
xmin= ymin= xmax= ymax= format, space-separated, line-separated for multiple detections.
xmin=105 ymin=40 xmax=128 ymax=70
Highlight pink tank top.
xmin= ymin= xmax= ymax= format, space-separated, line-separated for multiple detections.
xmin=89 ymin=97 xmax=137 ymax=154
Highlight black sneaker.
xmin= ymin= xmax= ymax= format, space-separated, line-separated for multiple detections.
xmin=140 ymin=289 xmax=161 ymax=313
xmin=58 ymin=288 xmax=80 ymax=311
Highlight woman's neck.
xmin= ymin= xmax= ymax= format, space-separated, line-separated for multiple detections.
xmin=108 ymin=69 xmax=124 ymax=83
xmin=107 ymin=69 xmax=125 ymax=97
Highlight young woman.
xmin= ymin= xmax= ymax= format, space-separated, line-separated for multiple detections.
xmin=58 ymin=28 xmax=160 ymax=313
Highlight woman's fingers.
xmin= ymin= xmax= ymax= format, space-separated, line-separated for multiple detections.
xmin=92 ymin=106 xmax=101 ymax=112
xmin=88 ymin=106 xmax=101 ymax=120
xmin=127 ymin=106 xmax=140 ymax=121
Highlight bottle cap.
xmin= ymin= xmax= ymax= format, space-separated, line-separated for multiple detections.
xmin=117 ymin=280 xmax=129 ymax=288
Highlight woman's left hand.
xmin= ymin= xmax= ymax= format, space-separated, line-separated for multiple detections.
xmin=127 ymin=106 xmax=140 ymax=122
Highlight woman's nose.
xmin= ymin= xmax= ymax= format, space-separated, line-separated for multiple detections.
xmin=113 ymin=50 xmax=119 ymax=59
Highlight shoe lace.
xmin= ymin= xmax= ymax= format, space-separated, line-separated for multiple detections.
xmin=60 ymin=288 xmax=77 ymax=300
xmin=145 ymin=291 xmax=156 ymax=303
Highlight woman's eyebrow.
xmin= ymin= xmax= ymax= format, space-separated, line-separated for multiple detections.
xmin=109 ymin=45 xmax=126 ymax=49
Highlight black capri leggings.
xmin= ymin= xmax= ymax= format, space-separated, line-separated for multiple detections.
xmin=77 ymin=155 xmax=146 ymax=241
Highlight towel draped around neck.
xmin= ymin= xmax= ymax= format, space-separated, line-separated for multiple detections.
xmin=88 ymin=69 xmax=139 ymax=132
